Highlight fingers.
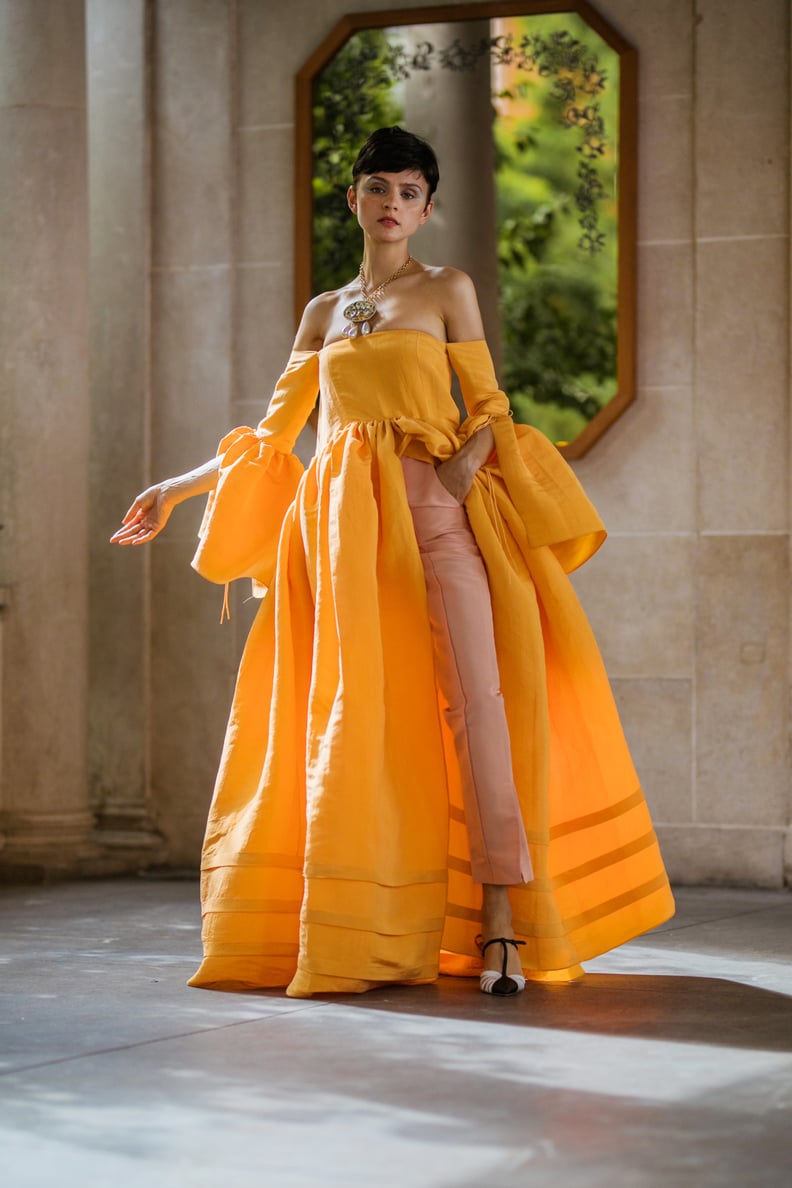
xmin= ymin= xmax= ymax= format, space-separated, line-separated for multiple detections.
xmin=110 ymin=526 xmax=139 ymax=545
xmin=110 ymin=511 xmax=143 ymax=543
xmin=111 ymin=491 xmax=171 ymax=546
xmin=115 ymin=506 xmax=144 ymax=533
xmin=110 ymin=515 xmax=159 ymax=545
xmin=121 ymin=499 xmax=146 ymax=524
xmin=121 ymin=490 xmax=158 ymax=524
xmin=112 ymin=528 xmax=155 ymax=546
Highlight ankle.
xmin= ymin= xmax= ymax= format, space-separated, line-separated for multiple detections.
xmin=481 ymin=886 xmax=514 ymax=936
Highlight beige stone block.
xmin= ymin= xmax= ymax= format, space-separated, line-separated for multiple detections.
xmin=0 ymin=107 xmax=89 ymax=345
xmin=152 ymin=0 xmax=233 ymax=267
xmin=696 ymin=534 xmax=789 ymax=828
xmin=695 ymin=0 xmax=788 ymax=238
xmin=150 ymin=268 xmax=233 ymax=525
xmin=574 ymin=385 xmax=695 ymax=533
xmin=239 ymin=0 xmax=332 ymax=126
xmin=657 ymin=824 xmax=785 ymax=888
xmin=636 ymin=242 xmax=694 ymax=388
xmin=87 ymin=1 xmax=146 ymax=274
xmin=638 ymin=96 xmax=692 ymax=244
xmin=695 ymin=239 xmax=788 ymax=532
xmin=592 ymin=0 xmax=693 ymax=99
xmin=236 ymin=264 xmax=297 ymax=406
xmin=0 ymin=104 xmax=90 ymax=582
xmin=0 ymin=0 xmax=86 ymax=109
xmin=1 ymin=558 xmax=89 ymax=821
xmin=611 ymin=678 xmax=693 ymax=822
xmin=88 ymin=543 xmax=147 ymax=808
xmin=570 ymin=534 xmax=695 ymax=679
xmin=239 ymin=126 xmax=293 ymax=265
xmin=150 ymin=538 xmax=239 ymax=866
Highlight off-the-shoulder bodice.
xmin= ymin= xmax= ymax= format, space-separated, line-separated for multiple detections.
xmin=317 ymin=330 xmax=462 ymax=443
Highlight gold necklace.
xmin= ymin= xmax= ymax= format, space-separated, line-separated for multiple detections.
xmin=342 ymin=256 xmax=414 ymax=338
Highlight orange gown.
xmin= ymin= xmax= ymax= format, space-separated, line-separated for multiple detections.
xmin=187 ymin=330 xmax=674 ymax=997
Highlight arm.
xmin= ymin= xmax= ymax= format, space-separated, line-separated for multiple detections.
xmin=434 ymin=271 xmax=495 ymax=503
xmin=111 ymin=298 xmax=329 ymax=548
xmin=110 ymin=455 xmax=221 ymax=547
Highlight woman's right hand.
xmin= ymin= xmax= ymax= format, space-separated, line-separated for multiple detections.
xmin=110 ymin=484 xmax=175 ymax=546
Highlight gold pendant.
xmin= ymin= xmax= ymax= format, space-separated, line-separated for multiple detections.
xmin=342 ymin=298 xmax=376 ymax=338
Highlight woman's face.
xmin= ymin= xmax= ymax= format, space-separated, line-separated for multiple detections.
xmin=347 ymin=170 xmax=433 ymax=242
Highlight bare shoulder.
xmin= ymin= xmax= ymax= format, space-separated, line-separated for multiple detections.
xmin=418 ymin=264 xmax=476 ymax=295
xmin=293 ymin=289 xmax=345 ymax=351
xmin=417 ymin=265 xmax=484 ymax=342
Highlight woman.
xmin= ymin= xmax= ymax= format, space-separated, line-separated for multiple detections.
xmin=112 ymin=127 xmax=674 ymax=999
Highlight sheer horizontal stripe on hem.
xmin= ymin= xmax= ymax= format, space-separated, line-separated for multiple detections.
xmin=304 ymin=862 xmax=448 ymax=885
xmin=513 ymin=872 xmax=672 ymax=938
xmin=549 ymin=787 xmax=645 ymax=840
xmin=203 ymin=942 xmax=299 ymax=958
xmin=202 ymin=852 xmax=303 ymax=871
xmin=202 ymin=898 xmax=303 ymax=914
xmin=303 ymin=910 xmax=446 ymax=935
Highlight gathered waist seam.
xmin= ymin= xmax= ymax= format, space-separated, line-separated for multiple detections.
xmin=320 ymin=416 xmax=459 ymax=447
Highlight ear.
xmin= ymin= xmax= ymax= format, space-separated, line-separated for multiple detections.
xmin=347 ymin=184 xmax=358 ymax=213
xmin=419 ymin=199 xmax=434 ymax=223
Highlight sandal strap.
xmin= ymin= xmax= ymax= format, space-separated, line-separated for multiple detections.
xmin=481 ymin=936 xmax=526 ymax=977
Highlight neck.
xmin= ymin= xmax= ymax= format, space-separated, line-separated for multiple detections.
xmin=360 ymin=239 xmax=412 ymax=287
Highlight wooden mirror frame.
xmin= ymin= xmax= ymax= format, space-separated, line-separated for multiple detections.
xmin=294 ymin=1 xmax=637 ymax=459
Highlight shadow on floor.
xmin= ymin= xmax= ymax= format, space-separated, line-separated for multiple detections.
xmin=277 ymin=972 xmax=792 ymax=1053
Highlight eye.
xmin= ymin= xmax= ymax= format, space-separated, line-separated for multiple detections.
xmin=367 ymin=184 xmax=385 ymax=193
xmin=402 ymin=191 xmax=418 ymax=200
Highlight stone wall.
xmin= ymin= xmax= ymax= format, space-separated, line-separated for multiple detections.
xmin=2 ymin=0 xmax=790 ymax=886
xmin=573 ymin=0 xmax=790 ymax=885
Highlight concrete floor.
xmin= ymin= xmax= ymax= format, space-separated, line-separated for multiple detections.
xmin=1 ymin=881 xmax=791 ymax=1188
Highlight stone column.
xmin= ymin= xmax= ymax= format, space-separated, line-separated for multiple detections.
xmin=86 ymin=0 xmax=165 ymax=866
xmin=0 ymin=0 xmax=95 ymax=877
xmin=402 ymin=21 xmax=503 ymax=372
xmin=147 ymin=0 xmax=238 ymax=866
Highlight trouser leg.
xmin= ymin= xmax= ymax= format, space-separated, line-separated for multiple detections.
xmin=401 ymin=457 xmax=533 ymax=885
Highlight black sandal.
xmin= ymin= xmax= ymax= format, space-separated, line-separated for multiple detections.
xmin=479 ymin=937 xmax=526 ymax=996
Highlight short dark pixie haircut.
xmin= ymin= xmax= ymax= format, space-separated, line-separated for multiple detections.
xmin=351 ymin=126 xmax=439 ymax=204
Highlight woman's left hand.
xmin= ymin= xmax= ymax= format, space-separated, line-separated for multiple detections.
xmin=434 ymin=456 xmax=475 ymax=504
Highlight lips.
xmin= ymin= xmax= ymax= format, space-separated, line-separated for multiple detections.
xmin=379 ymin=218 xmax=399 ymax=227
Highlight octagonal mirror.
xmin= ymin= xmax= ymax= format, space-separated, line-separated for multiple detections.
xmin=295 ymin=1 xmax=636 ymax=458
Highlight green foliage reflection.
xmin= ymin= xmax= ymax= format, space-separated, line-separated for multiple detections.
xmin=494 ymin=13 xmax=619 ymax=443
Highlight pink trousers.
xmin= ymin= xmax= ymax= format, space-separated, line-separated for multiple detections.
xmin=401 ymin=457 xmax=533 ymax=886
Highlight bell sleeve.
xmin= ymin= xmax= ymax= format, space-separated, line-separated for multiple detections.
xmin=448 ymin=340 xmax=606 ymax=573
xmin=191 ymin=349 xmax=320 ymax=588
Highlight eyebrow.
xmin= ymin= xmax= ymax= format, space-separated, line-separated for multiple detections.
xmin=369 ymin=175 xmax=424 ymax=193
